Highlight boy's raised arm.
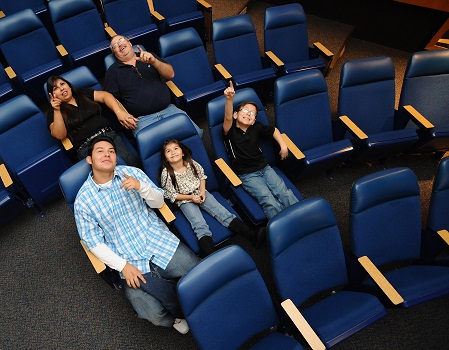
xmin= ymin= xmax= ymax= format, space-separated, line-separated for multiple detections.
xmin=223 ymin=81 xmax=235 ymax=134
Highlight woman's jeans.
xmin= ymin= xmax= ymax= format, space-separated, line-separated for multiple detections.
xmin=239 ymin=164 xmax=299 ymax=220
xmin=179 ymin=190 xmax=236 ymax=240
xmin=133 ymin=104 xmax=203 ymax=138
xmin=121 ymin=242 xmax=200 ymax=327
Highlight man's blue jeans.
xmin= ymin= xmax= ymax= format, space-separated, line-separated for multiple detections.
xmin=179 ymin=190 xmax=236 ymax=240
xmin=122 ymin=242 xmax=200 ymax=327
xmin=133 ymin=104 xmax=203 ymax=138
xmin=239 ymin=164 xmax=299 ymax=220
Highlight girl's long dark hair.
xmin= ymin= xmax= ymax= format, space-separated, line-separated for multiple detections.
xmin=159 ymin=140 xmax=200 ymax=191
xmin=46 ymin=75 xmax=100 ymax=138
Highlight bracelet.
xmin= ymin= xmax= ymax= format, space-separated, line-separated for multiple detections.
xmin=116 ymin=109 xmax=122 ymax=114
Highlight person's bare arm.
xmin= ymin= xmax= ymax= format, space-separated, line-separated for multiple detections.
xmin=273 ymin=127 xmax=289 ymax=160
xmin=48 ymin=93 xmax=68 ymax=140
xmin=223 ymin=81 xmax=235 ymax=135
xmin=93 ymin=90 xmax=138 ymax=130
xmin=136 ymin=45 xmax=174 ymax=80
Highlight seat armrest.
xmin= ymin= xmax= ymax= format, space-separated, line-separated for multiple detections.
xmin=151 ymin=10 xmax=165 ymax=21
xmin=313 ymin=42 xmax=334 ymax=59
xmin=339 ymin=116 xmax=368 ymax=140
xmin=159 ymin=202 xmax=176 ymax=223
xmin=0 ymin=10 xmax=5 ymax=18
xmin=105 ymin=26 xmax=117 ymax=38
xmin=265 ymin=51 xmax=284 ymax=68
xmin=215 ymin=158 xmax=242 ymax=186
xmin=437 ymin=229 xmax=449 ymax=246
xmin=0 ymin=163 xmax=13 ymax=187
xmin=214 ymin=64 xmax=232 ymax=81
xmin=358 ymin=255 xmax=404 ymax=305
xmin=281 ymin=133 xmax=305 ymax=160
xmin=402 ymin=105 xmax=434 ymax=129
xmin=4 ymin=66 xmax=16 ymax=79
xmin=56 ymin=45 xmax=68 ymax=57
xmin=165 ymin=81 xmax=184 ymax=98
xmin=61 ymin=138 xmax=73 ymax=151
xmin=197 ymin=0 xmax=212 ymax=42
xmin=281 ymin=299 xmax=326 ymax=350
xmin=80 ymin=240 xmax=106 ymax=274
xmin=197 ymin=0 xmax=212 ymax=9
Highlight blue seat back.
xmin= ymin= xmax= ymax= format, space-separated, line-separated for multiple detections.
xmin=159 ymin=27 xmax=215 ymax=91
xmin=48 ymin=0 xmax=108 ymax=53
xmin=0 ymin=62 xmax=19 ymax=104
xmin=102 ymin=0 xmax=155 ymax=31
xmin=264 ymin=3 xmax=310 ymax=64
xmin=0 ymin=0 xmax=47 ymax=14
xmin=427 ymin=157 xmax=449 ymax=232
xmin=398 ymin=49 xmax=449 ymax=129
xmin=212 ymin=14 xmax=263 ymax=76
xmin=274 ymin=69 xmax=333 ymax=149
xmin=338 ymin=56 xmax=396 ymax=135
xmin=350 ymin=167 xmax=422 ymax=266
xmin=152 ymin=0 xmax=198 ymax=19
xmin=137 ymin=113 xmax=219 ymax=192
xmin=0 ymin=9 xmax=61 ymax=75
xmin=268 ymin=197 xmax=348 ymax=306
xmin=177 ymin=245 xmax=281 ymax=349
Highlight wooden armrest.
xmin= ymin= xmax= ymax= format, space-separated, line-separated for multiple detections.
xmin=56 ymin=44 xmax=68 ymax=57
xmin=339 ymin=115 xmax=368 ymax=140
xmin=403 ymin=105 xmax=434 ymax=129
xmin=197 ymin=0 xmax=212 ymax=10
xmin=61 ymin=138 xmax=73 ymax=151
xmin=151 ymin=10 xmax=165 ymax=21
xmin=437 ymin=229 xmax=449 ymax=246
xmin=313 ymin=42 xmax=334 ymax=59
xmin=281 ymin=299 xmax=326 ymax=350
xmin=265 ymin=51 xmax=284 ymax=68
xmin=215 ymin=158 xmax=242 ymax=186
xmin=165 ymin=81 xmax=184 ymax=98
xmin=0 ymin=163 xmax=13 ymax=187
xmin=358 ymin=256 xmax=404 ymax=305
xmin=437 ymin=38 xmax=449 ymax=45
xmin=4 ymin=66 xmax=16 ymax=79
xmin=214 ymin=64 xmax=232 ymax=81
xmin=0 ymin=10 xmax=5 ymax=18
xmin=281 ymin=133 xmax=305 ymax=160
xmin=159 ymin=203 xmax=176 ymax=223
xmin=105 ymin=26 xmax=117 ymax=38
xmin=80 ymin=241 xmax=106 ymax=274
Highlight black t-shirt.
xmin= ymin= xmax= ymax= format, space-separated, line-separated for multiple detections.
xmin=104 ymin=55 xmax=171 ymax=117
xmin=225 ymin=121 xmax=275 ymax=175
xmin=46 ymin=88 xmax=111 ymax=148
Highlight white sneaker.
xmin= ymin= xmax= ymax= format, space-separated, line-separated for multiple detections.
xmin=173 ymin=318 xmax=189 ymax=334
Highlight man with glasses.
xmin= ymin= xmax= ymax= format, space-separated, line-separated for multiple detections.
xmin=104 ymin=35 xmax=202 ymax=137
xmin=223 ymin=82 xmax=299 ymax=220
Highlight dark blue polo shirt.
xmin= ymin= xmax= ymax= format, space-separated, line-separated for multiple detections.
xmin=104 ymin=56 xmax=171 ymax=117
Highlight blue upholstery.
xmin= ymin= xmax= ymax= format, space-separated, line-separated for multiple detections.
xmin=268 ymin=198 xmax=386 ymax=347
xmin=0 ymin=9 xmax=67 ymax=103
xmin=0 ymin=0 xmax=56 ymax=40
xmin=350 ymin=167 xmax=449 ymax=307
xmin=152 ymin=0 xmax=206 ymax=41
xmin=159 ymin=27 xmax=226 ymax=119
xmin=0 ymin=62 xmax=19 ymax=104
xmin=102 ymin=0 xmax=160 ymax=54
xmin=206 ymin=87 xmax=303 ymax=226
xmin=264 ymin=3 xmax=326 ymax=75
xmin=274 ymin=70 xmax=353 ymax=179
xmin=337 ymin=56 xmax=418 ymax=164
xmin=0 ymin=95 xmax=72 ymax=207
xmin=48 ymin=0 xmax=112 ymax=78
xmin=396 ymin=49 xmax=449 ymax=153
xmin=0 ymin=172 xmax=28 ymax=229
xmin=212 ymin=14 xmax=276 ymax=98
xmin=421 ymin=156 xmax=449 ymax=264
xmin=177 ymin=245 xmax=305 ymax=350
xmin=136 ymin=113 xmax=238 ymax=254
xmin=104 ymin=44 xmax=145 ymax=71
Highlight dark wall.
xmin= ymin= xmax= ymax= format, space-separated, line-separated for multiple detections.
xmin=265 ymin=0 xmax=448 ymax=52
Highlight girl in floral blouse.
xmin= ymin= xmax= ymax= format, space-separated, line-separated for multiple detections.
xmin=160 ymin=139 xmax=265 ymax=257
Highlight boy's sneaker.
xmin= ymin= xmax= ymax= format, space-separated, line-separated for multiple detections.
xmin=173 ymin=318 xmax=189 ymax=334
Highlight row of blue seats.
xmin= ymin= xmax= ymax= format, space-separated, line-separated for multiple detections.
xmin=0 ymin=0 xmax=211 ymax=104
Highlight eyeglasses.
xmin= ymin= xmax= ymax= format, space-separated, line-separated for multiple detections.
xmin=110 ymin=37 xmax=126 ymax=51
xmin=132 ymin=66 xmax=142 ymax=79
xmin=239 ymin=108 xmax=257 ymax=117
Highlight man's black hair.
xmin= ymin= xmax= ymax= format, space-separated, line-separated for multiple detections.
xmin=87 ymin=135 xmax=116 ymax=157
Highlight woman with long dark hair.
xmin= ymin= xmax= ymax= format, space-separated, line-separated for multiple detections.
xmin=46 ymin=75 xmax=141 ymax=167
